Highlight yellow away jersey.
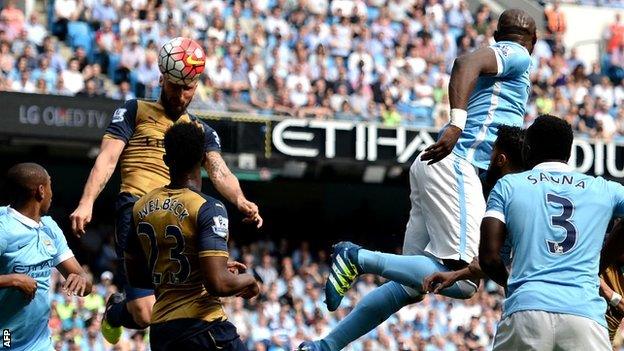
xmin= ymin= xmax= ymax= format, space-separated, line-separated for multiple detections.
xmin=103 ymin=99 xmax=221 ymax=197
xmin=129 ymin=186 xmax=230 ymax=324
xmin=602 ymin=265 xmax=624 ymax=340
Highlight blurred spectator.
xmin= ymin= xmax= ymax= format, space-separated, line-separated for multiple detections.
xmin=25 ymin=12 xmax=46 ymax=47
xmin=607 ymin=13 xmax=624 ymax=54
xmin=109 ymin=80 xmax=136 ymax=101
xmin=32 ymin=57 xmax=57 ymax=90
xmin=92 ymin=0 xmax=118 ymax=24
xmin=0 ymin=0 xmax=24 ymax=40
xmin=62 ymin=58 xmax=85 ymax=94
xmin=11 ymin=70 xmax=34 ymax=92
xmin=544 ymin=0 xmax=566 ymax=43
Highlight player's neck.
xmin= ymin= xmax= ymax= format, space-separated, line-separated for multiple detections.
xmin=168 ymin=175 xmax=200 ymax=192
xmin=12 ymin=203 xmax=42 ymax=223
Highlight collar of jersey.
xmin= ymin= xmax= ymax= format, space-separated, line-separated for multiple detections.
xmin=497 ymin=40 xmax=529 ymax=55
xmin=7 ymin=206 xmax=42 ymax=229
xmin=532 ymin=162 xmax=573 ymax=172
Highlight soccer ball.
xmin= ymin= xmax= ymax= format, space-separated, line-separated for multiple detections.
xmin=158 ymin=37 xmax=206 ymax=86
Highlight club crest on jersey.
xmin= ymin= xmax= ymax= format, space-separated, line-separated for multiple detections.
xmin=112 ymin=108 xmax=127 ymax=123
xmin=41 ymin=234 xmax=56 ymax=255
xmin=212 ymin=215 xmax=228 ymax=238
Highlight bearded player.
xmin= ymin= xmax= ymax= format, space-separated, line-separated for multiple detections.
xmin=69 ymin=37 xmax=262 ymax=344
xmin=299 ymin=9 xmax=536 ymax=351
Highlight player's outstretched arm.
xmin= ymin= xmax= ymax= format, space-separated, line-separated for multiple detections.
xmin=56 ymin=257 xmax=93 ymax=297
xmin=479 ymin=217 xmax=509 ymax=289
xmin=421 ymin=47 xmax=499 ymax=165
xmin=424 ymin=257 xmax=485 ymax=294
xmin=200 ymin=255 xmax=259 ymax=298
xmin=70 ymin=137 xmax=126 ymax=237
xmin=204 ymin=151 xmax=263 ymax=228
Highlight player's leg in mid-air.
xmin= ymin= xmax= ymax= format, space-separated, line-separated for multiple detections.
xmin=101 ymin=193 xmax=155 ymax=343
xmin=299 ymin=160 xmax=428 ymax=351
xmin=299 ymin=154 xmax=482 ymax=351
xmin=325 ymin=152 xmax=483 ymax=306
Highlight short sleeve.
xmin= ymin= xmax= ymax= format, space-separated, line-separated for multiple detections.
xmin=41 ymin=216 xmax=74 ymax=266
xmin=197 ymin=200 xmax=229 ymax=258
xmin=608 ymin=180 xmax=624 ymax=217
xmin=193 ymin=117 xmax=222 ymax=152
xmin=491 ymin=44 xmax=531 ymax=78
xmin=485 ymin=178 xmax=509 ymax=224
xmin=103 ymin=99 xmax=138 ymax=143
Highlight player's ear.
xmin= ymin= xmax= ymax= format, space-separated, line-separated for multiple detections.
xmin=497 ymin=153 xmax=508 ymax=167
xmin=35 ymin=184 xmax=45 ymax=201
xmin=159 ymin=75 xmax=164 ymax=87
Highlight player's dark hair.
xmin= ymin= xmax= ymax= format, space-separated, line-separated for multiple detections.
xmin=494 ymin=125 xmax=525 ymax=169
xmin=5 ymin=163 xmax=48 ymax=206
xmin=164 ymin=122 xmax=205 ymax=176
xmin=523 ymin=115 xmax=573 ymax=168
xmin=494 ymin=9 xmax=537 ymax=51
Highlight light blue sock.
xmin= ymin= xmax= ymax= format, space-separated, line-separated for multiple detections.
xmin=320 ymin=281 xmax=417 ymax=351
xmin=358 ymin=249 xmax=475 ymax=299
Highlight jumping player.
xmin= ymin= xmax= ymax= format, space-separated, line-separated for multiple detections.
xmin=69 ymin=37 xmax=262 ymax=343
xmin=480 ymin=115 xmax=623 ymax=350
xmin=299 ymin=8 xmax=536 ymax=351
xmin=300 ymin=125 xmax=525 ymax=351
xmin=124 ymin=122 xmax=258 ymax=351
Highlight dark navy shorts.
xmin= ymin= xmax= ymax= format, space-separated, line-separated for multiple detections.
xmin=115 ymin=192 xmax=154 ymax=301
xmin=150 ymin=319 xmax=247 ymax=351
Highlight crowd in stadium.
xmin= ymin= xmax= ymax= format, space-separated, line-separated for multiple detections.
xmin=1 ymin=0 xmax=624 ymax=350
xmin=0 ymin=0 xmax=624 ymax=139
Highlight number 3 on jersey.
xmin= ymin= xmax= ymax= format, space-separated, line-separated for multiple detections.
xmin=137 ymin=222 xmax=191 ymax=285
xmin=546 ymin=194 xmax=578 ymax=254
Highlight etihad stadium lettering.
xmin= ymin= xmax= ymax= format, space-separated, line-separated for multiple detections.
xmin=272 ymin=119 xmax=435 ymax=163
xmin=270 ymin=119 xmax=624 ymax=179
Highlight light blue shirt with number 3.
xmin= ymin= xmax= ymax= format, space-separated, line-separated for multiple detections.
xmin=485 ymin=162 xmax=624 ymax=327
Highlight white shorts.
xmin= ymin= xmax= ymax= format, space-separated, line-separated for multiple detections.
xmin=493 ymin=310 xmax=611 ymax=351
xmin=402 ymin=153 xmax=484 ymax=262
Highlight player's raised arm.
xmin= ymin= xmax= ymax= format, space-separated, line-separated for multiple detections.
xmin=204 ymin=150 xmax=263 ymax=228
xmin=420 ymin=47 xmax=499 ymax=165
xmin=422 ymin=9 xmax=536 ymax=165
xmin=70 ymin=101 xmax=137 ymax=237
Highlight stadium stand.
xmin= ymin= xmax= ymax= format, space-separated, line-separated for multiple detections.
xmin=1 ymin=0 xmax=624 ymax=350
xmin=0 ymin=0 xmax=622 ymax=137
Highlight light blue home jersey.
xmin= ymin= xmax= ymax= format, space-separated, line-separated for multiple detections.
xmin=485 ymin=162 xmax=624 ymax=327
xmin=451 ymin=41 xmax=532 ymax=170
xmin=0 ymin=207 xmax=73 ymax=350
